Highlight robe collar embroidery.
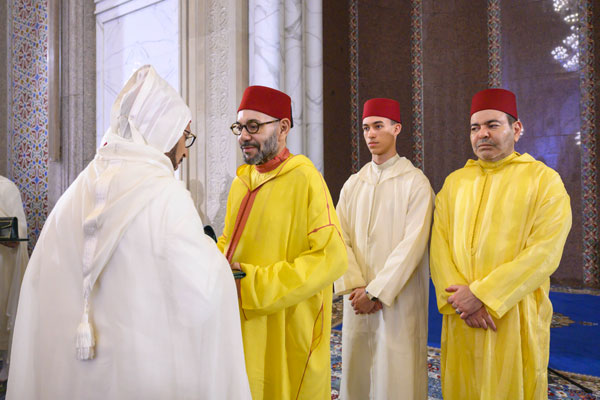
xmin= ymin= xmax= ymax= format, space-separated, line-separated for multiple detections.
xmin=255 ymin=147 xmax=291 ymax=173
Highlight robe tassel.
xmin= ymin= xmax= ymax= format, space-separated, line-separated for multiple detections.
xmin=75 ymin=303 xmax=95 ymax=361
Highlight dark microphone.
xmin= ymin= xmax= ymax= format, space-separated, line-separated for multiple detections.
xmin=203 ymin=225 xmax=217 ymax=242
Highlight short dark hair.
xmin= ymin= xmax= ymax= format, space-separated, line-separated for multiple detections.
xmin=506 ymin=113 xmax=517 ymax=125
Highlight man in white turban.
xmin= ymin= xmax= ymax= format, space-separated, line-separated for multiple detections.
xmin=7 ymin=65 xmax=251 ymax=400
xmin=0 ymin=176 xmax=29 ymax=382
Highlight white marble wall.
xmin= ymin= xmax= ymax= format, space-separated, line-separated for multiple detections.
xmin=95 ymin=0 xmax=180 ymax=147
xmin=248 ymin=0 xmax=323 ymax=172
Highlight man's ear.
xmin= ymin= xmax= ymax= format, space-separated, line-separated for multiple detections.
xmin=393 ymin=122 xmax=402 ymax=138
xmin=279 ymin=118 xmax=291 ymax=140
xmin=513 ymin=120 xmax=523 ymax=143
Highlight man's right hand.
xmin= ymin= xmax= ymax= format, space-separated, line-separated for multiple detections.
xmin=230 ymin=262 xmax=242 ymax=296
xmin=464 ymin=306 xmax=497 ymax=331
xmin=0 ymin=242 xmax=18 ymax=249
xmin=349 ymin=287 xmax=382 ymax=315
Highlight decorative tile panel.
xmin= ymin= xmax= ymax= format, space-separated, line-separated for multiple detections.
xmin=9 ymin=0 xmax=49 ymax=253
xmin=411 ymin=0 xmax=424 ymax=170
xmin=349 ymin=0 xmax=360 ymax=173
xmin=580 ymin=0 xmax=598 ymax=286
xmin=487 ymin=0 xmax=502 ymax=88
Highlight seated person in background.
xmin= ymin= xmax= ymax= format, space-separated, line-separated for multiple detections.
xmin=0 ymin=175 xmax=29 ymax=382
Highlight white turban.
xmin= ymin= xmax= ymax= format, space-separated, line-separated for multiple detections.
xmin=109 ymin=65 xmax=191 ymax=153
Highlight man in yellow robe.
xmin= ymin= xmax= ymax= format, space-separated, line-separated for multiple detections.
xmin=217 ymin=85 xmax=347 ymax=400
xmin=430 ymin=88 xmax=572 ymax=399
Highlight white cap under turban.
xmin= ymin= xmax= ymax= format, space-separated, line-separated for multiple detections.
xmin=109 ymin=65 xmax=192 ymax=153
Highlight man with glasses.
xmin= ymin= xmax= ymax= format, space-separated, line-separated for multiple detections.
xmin=430 ymin=88 xmax=571 ymax=399
xmin=217 ymin=85 xmax=347 ymax=400
xmin=8 ymin=66 xmax=251 ymax=399
xmin=164 ymin=126 xmax=196 ymax=170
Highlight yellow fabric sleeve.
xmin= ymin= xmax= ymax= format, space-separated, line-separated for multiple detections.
xmin=333 ymin=181 xmax=367 ymax=296
xmin=240 ymin=225 xmax=346 ymax=314
xmin=240 ymin=175 xmax=347 ymax=315
xmin=470 ymin=180 xmax=572 ymax=318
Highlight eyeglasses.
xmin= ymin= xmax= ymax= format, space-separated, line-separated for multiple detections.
xmin=184 ymin=129 xmax=196 ymax=148
xmin=230 ymin=120 xmax=279 ymax=136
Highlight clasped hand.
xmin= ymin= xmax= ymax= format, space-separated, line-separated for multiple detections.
xmin=446 ymin=285 xmax=496 ymax=331
xmin=349 ymin=287 xmax=382 ymax=315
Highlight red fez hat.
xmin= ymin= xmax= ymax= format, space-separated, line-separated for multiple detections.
xmin=362 ymin=98 xmax=402 ymax=123
xmin=470 ymin=88 xmax=518 ymax=120
xmin=238 ymin=85 xmax=293 ymax=127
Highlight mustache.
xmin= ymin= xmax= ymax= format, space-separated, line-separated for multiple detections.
xmin=240 ymin=140 xmax=259 ymax=148
xmin=476 ymin=139 xmax=495 ymax=147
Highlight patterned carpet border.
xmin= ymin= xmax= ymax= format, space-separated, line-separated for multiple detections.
xmin=551 ymin=285 xmax=600 ymax=296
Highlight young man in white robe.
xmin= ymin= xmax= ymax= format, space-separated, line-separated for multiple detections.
xmin=0 ymin=175 xmax=29 ymax=382
xmin=334 ymin=98 xmax=434 ymax=399
xmin=7 ymin=65 xmax=251 ymax=400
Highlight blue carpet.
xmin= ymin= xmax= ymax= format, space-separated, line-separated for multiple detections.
xmin=427 ymin=279 xmax=442 ymax=348
xmin=548 ymin=290 xmax=600 ymax=376
xmin=426 ymin=280 xmax=600 ymax=377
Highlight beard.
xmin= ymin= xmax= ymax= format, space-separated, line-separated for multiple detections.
xmin=165 ymin=145 xmax=179 ymax=170
xmin=240 ymin=129 xmax=280 ymax=165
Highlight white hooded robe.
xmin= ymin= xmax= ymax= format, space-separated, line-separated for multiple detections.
xmin=7 ymin=66 xmax=251 ymax=400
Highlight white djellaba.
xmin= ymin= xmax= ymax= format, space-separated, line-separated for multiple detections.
xmin=7 ymin=66 xmax=251 ymax=399
xmin=0 ymin=175 xmax=29 ymax=380
xmin=334 ymin=154 xmax=434 ymax=400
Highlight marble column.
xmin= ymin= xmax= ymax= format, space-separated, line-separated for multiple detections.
xmin=249 ymin=0 xmax=282 ymax=89
xmin=0 ymin=2 xmax=8 ymax=176
xmin=181 ymin=0 xmax=248 ymax=236
xmin=50 ymin=0 xmax=97 ymax=209
xmin=304 ymin=0 xmax=323 ymax=172
xmin=284 ymin=0 xmax=303 ymax=154
xmin=248 ymin=0 xmax=323 ymax=172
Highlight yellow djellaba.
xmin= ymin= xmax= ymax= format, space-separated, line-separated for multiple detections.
xmin=217 ymin=153 xmax=348 ymax=400
xmin=430 ymin=152 xmax=572 ymax=400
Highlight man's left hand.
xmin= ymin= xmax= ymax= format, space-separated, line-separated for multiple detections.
xmin=230 ymin=262 xmax=242 ymax=296
xmin=446 ymin=285 xmax=482 ymax=317
xmin=0 ymin=241 xmax=19 ymax=249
